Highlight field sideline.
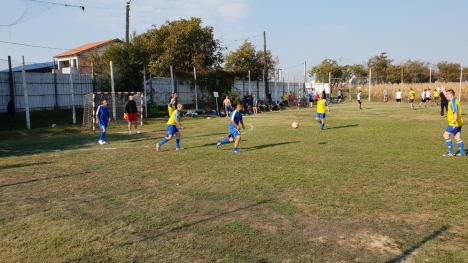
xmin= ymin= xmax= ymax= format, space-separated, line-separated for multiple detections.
xmin=0 ymin=103 xmax=467 ymax=262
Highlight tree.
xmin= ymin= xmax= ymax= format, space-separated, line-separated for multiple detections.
xmin=437 ymin=62 xmax=462 ymax=82
xmin=102 ymin=40 xmax=149 ymax=92
xmin=309 ymin=59 xmax=342 ymax=82
xmin=401 ymin=60 xmax=430 ymax=83
xmin=386 ymin=65 xmax=402 ymax=84
xmin=256 ymin=49 xmax=278 ymax=80
xmin=341 ymin=64 xmax=368 ymax=81
xmin=224 ymin=41 xmax=278 ymax=82
xmin=368 ymin=52 xmax=393 ymax=83
xmin=136 ymin=18 xmax=224 ymax=76
xmin=224 ymin=41 xmax=262 ymax=79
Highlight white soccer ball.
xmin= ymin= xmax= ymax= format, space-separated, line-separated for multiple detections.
xmin=51 ymin=124 xmax=56 ymax=128
xmin=291 ymin=121 xmax=299 ymax=129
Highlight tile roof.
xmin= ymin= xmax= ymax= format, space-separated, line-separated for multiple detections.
xmin=55 ymin=39 xmax=121 ymax=58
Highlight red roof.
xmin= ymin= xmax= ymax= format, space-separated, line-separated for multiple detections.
xmin=55 ymin=39 xmax=121 ymax=58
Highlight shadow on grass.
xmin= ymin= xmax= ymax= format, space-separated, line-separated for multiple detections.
xmin=186 ymin=132 xmax=226 ymax=139
xmin=0 ymin=132 xmax=151 ymax=158
xmin=385 ymin=225 xmax=450 ymax=263
xmin=0 ymin=161 xmax=51 ymax=171
xmin=133 ymin=199 xmax=272 ymax=243
xmin=0 ymin=171 xmax=91 ymax=189
xmin=243 ymin=141 xmax=300 ymax=151
xmin=326 ymin=124 xmax=359 ymax=130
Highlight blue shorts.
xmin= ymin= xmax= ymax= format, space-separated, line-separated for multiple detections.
xmin=446 ymin=126 xmax=462 ymax=135
xmin=167 ymin=125 xmax=179 ymax=136
xmin=228 ymin=128 xmax=241 ymax=138
xmin=316 ymin=113 xmax=326 ymax=119
xmin=225 ymin=106 xmax=233 ymax=114
xmin=98 ymin=122 xmax=108 ymax=130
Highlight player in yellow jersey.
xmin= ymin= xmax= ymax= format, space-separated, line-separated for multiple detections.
xmin=168 ymin=92 xmax=177 ymax=116
xmin=441 ymin=88 xmax=464 ymax=157
xmin=315 ymin=94 xmax=329 ymax=130
xmin=433 ymin=88 xmax=440 ymax=106
xmin=157 ymin=103 xmax=184 ymax=152
xmin=408 ymin=88 xmax=416 ymax=109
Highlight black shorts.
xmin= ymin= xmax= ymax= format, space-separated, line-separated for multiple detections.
xmin=396 ymin=99 xmax=402 ymax=102
xmin=357 ymin=100 xmax=362 ymax=104
xmin=421 ymin=99 xmax=426 ymax=103
xmin=410 ymin=99 xmax=414 ymax=103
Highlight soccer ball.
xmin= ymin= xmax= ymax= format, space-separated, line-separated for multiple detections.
xmin=291 ymin=121 xmax=299 ymax=129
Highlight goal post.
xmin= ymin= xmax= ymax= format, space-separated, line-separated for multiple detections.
xmin=82 ymin=92 xmax=144 ymax=131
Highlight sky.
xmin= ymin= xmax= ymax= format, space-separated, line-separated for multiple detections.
xmin=1 ymin=0 xmax=467 ymax=77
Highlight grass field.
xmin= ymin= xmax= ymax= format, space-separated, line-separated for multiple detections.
xmin=1 ymin=103 xmax=467 ymax=262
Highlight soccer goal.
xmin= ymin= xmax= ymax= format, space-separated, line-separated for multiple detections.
xmin=82 ymin=92 xmax=144 ymax=131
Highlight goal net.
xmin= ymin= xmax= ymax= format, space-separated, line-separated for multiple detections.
xmin=82 ymin=92 xmax=144 ymax=131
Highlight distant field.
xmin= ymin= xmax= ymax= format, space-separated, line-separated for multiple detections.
xmin=0 ymin=103 xmax=467 ymax=262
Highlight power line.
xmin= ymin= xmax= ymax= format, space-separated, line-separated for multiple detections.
xmin=25 ymin=0 xmax=85 ymax=11
xmin=0 ymin=40 xmax=68 ymax=50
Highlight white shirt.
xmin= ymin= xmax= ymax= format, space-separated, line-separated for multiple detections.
xmin=396 ymin=91 xmax=402 ymax=99
xmin=425 ymin=90 xmax=431 ymax=98
xmin=357 ymin=93 xmax=362 ymax=100
xmin=421 ymin=91 xmax=426 ymax=99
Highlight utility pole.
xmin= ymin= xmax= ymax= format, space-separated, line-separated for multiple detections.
xmin=429 ymin=65 xmax=432 ymax=83
xmin=263 ymin=31 xmax=269 ymax=102
xmin=125 ymin=1 xmax=131 ymax=44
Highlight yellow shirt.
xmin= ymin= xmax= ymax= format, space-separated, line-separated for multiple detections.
xmin=447 ymin=99 xmax=463 ymax=127
xmin=317 ymin=99 xmax=327 ymax=114
xmin=167 ymin=109 xmax=180 ymax=125
xmin=434 ymin=91 xmax=440 ymax=98
xmin=168 ymin=105 xmax=176 ymax=117
xmin=409 ymin=91 xmax=416 ymax=100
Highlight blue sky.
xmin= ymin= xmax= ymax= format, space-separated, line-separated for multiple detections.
xmin=1 ymin=0 xmax=467 ymax=76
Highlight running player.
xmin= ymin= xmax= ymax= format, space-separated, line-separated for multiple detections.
xmin=156 ymin=103 xmax=184 ymax=152
xmin=316 ymin=94 xmax=329 ymax=130
xmin=442 ymin=89 xmax=465 ymax=156
xmin=434 ymin=88 xmax=440 ymax=106
xmin=96 ymin=99 xmax=110 ymax=145
xmin=395 ymin=89 xmax=403 ymax=106
xmin=408 ymin=88 xmax=416 ymax=109
xmin=357 ymin=90 xmax=363 ymax=110
xmin=216 ymin=103 xmax=245 ymax=153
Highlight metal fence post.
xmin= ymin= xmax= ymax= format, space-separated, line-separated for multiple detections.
xmin=69 ymin=71 xmax=76 ymax=124
xmin=21 ymin=56 xmax=31 ymax=129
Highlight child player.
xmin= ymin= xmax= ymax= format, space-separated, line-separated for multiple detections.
xmin=96 ymin=99 xmax=110 ymax=145
xmin=216 ymin=103 xmax=245 ymax=153
xmin=156 ymin=103 xmax=184 ymax=152
xmin=442 ymin=89 xmax=465 ymax=156
xmin=408 ymin=88 xmax=416 ymax=109
xmin=357 ymin=90 xmax=363 ymax=110
xmin=316 ymin=94 xmax=329 ymax=130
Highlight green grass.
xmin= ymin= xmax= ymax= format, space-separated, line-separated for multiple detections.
xmin=0 ymin=103 xmax=467 ymax=262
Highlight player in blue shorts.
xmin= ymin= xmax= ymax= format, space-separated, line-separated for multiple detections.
xmin=216 ymin=103 xmax=245 ymax=153
xmin=316 ymin=94 xmax=329 ymax=130
xmin=96 ymin=99 xmax=110 ymax=145
xmin=441 ymin=88 xmax=464 ymax=156
xmin=156 ymin=103 xmax=184 ymax=151
xmin=223 ymin=96 xmax=233 ymax=117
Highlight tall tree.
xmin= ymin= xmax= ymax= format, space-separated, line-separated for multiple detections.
xmin=437 ymin=62 xmax=462 ymax=82
xmin=224 ymin=41 xmax=278 ymax=80
xmin=368 ymin=52 xmax=393 ymax=82
xmin=136 ymin=18 xmax=224 ymax=76
xmin=309 ymin=59 xmax=342 ymax=82
xmin=224 ymin=41 xmax=262 ymax=79
xmin=401 ymin=60 xmax=430 ymax=83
